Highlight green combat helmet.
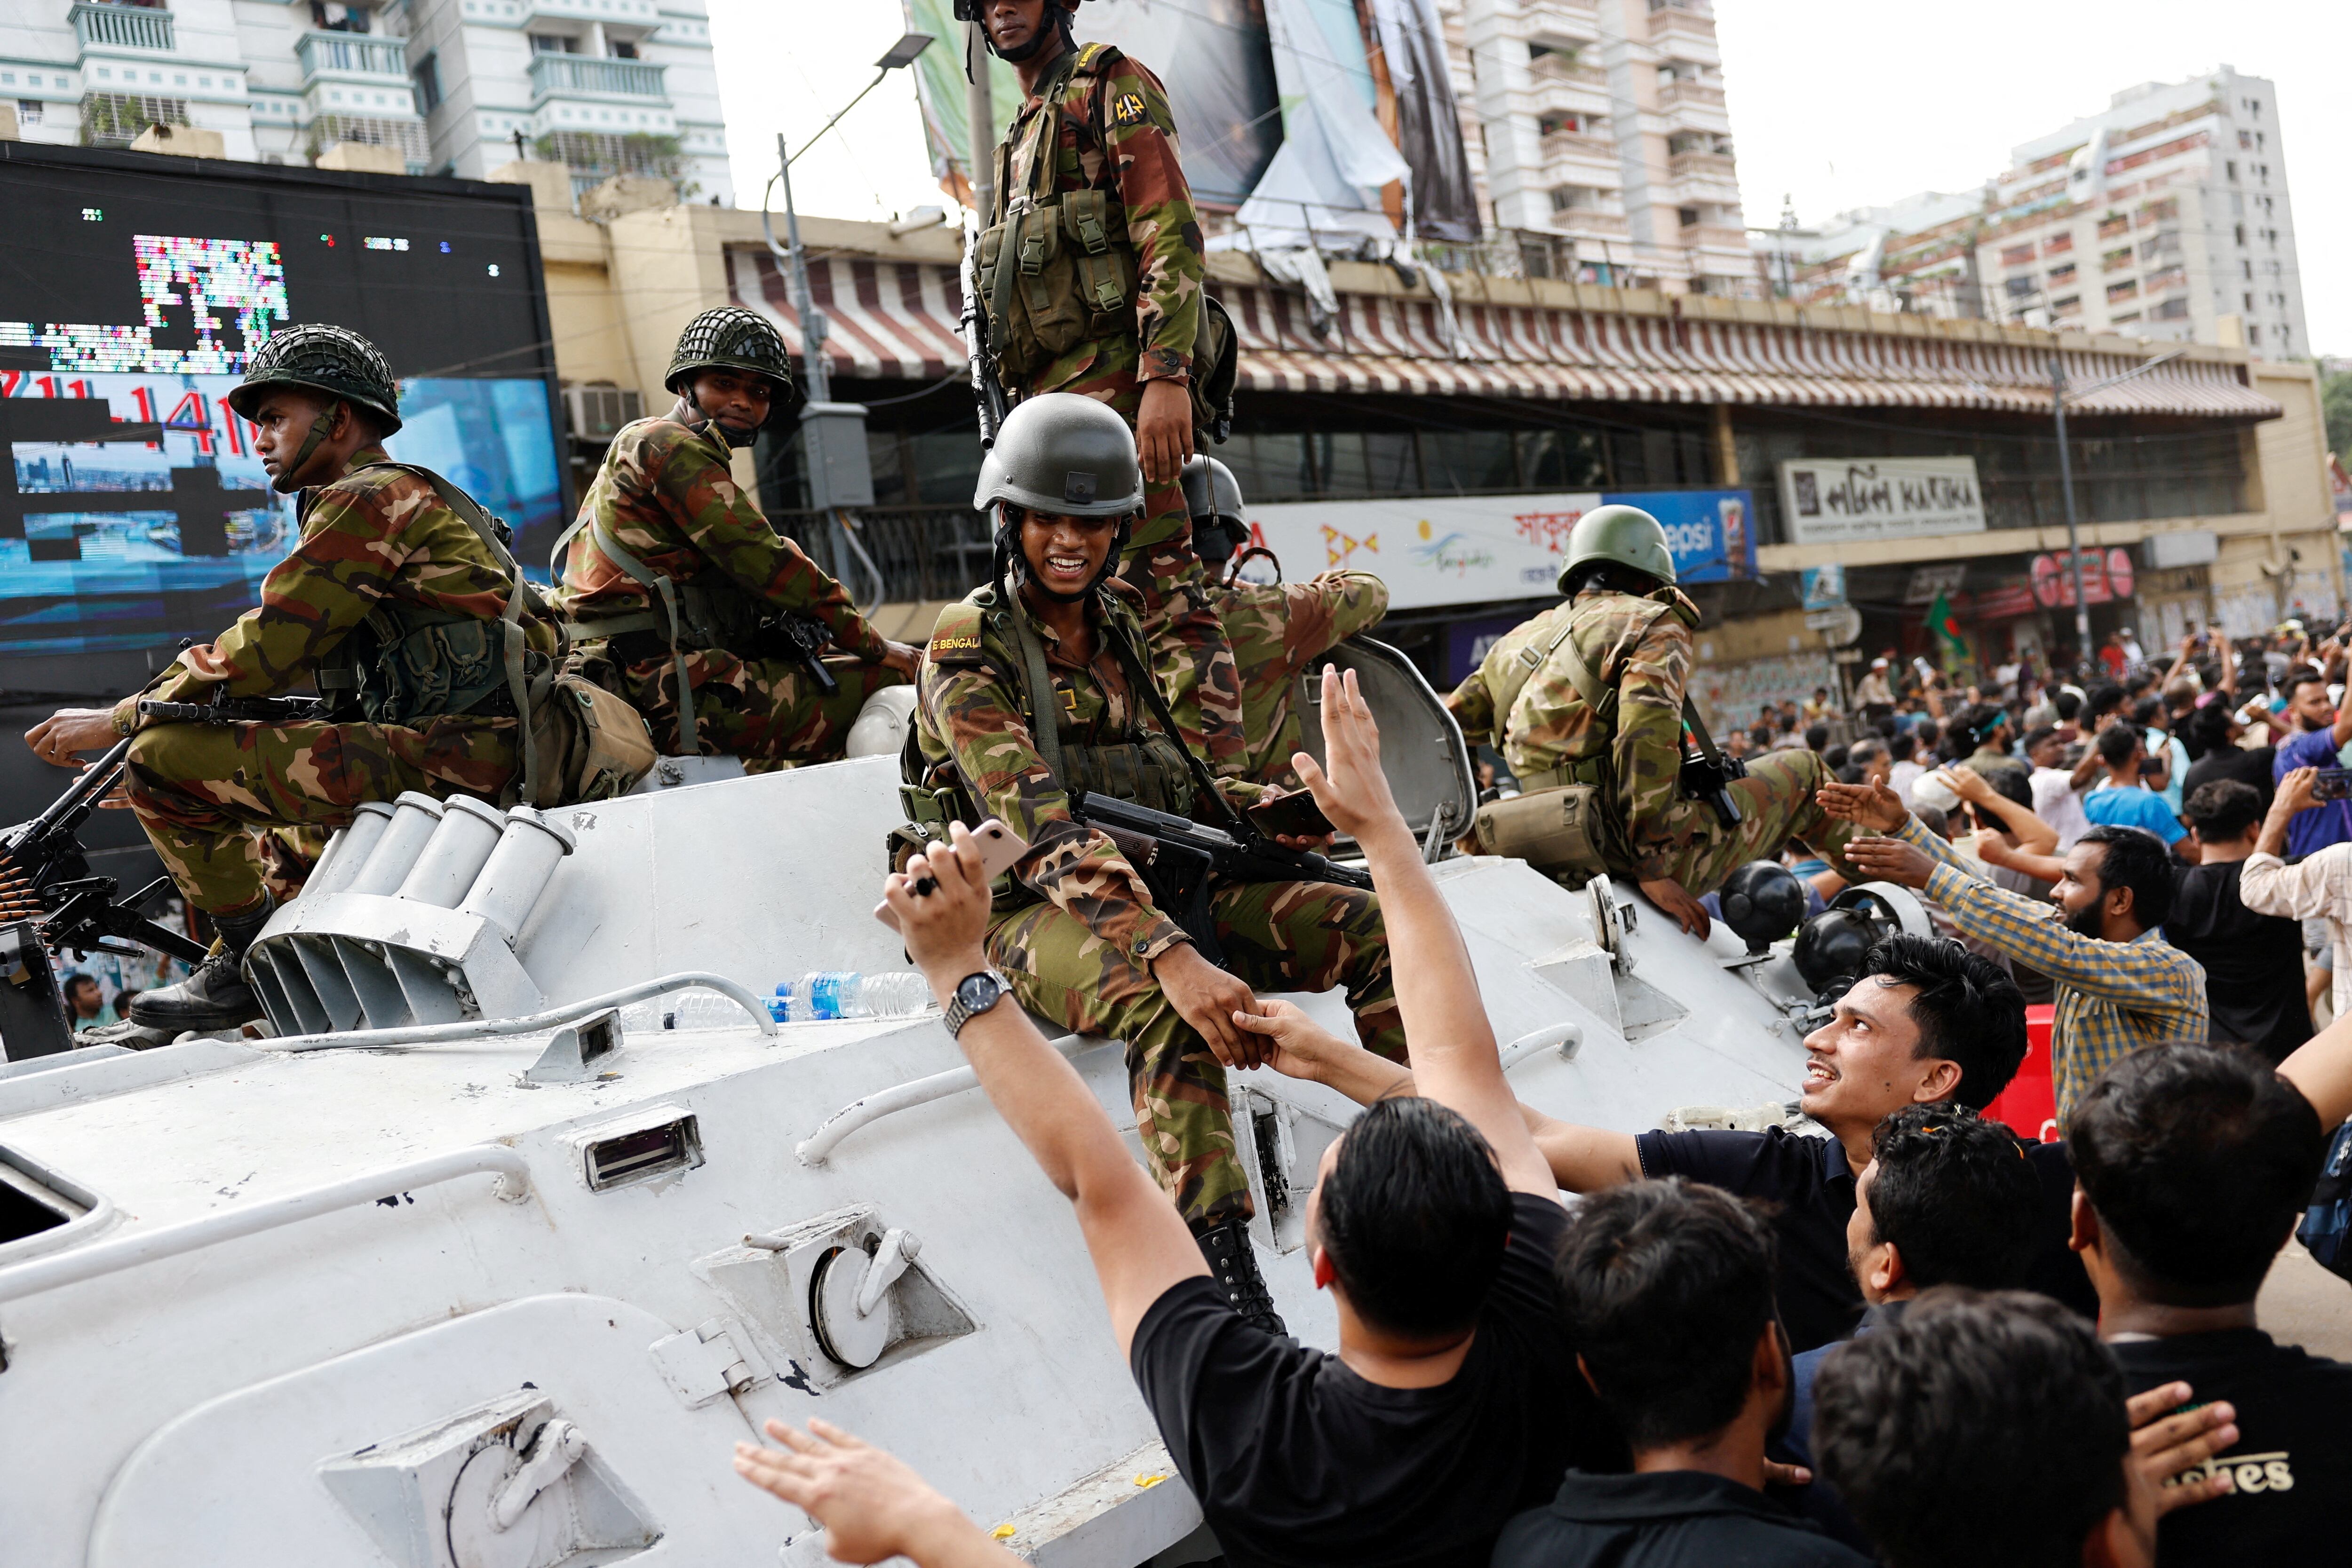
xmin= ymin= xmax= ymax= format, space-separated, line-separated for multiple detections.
xmin=227 ymin=323 xmax=403 ymax=491
xmin=1557 ymin=502 xmax=1676 ymax=594
xmin=665 ymin=305 xmax=794 ymax=402
xmin=975 ymin=391 xmax=1142 ymax=600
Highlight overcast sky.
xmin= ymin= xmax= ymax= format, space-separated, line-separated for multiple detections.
xmin=710 ymin=1 xmax=2350 ymax=354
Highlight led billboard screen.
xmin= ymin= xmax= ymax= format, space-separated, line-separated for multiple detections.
xmin=0 ymin=146 xmax=561 ymax=656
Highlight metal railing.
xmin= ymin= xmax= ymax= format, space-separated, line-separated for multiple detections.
xmin=70 ymin=1 xmax=173 ymax=52
xmin=297 ymin=29 xmax=410 ymax=82
xmin=778 ymin=506 xmax=995 ymax=605
xmin=528 ymin=53 xmax=668 ymax=100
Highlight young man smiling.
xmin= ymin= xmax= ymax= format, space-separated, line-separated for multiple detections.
xmin=1236 ymin=933 xmax=2056 ymax=1352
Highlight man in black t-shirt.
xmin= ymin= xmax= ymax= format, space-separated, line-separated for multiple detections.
xmin=1239 ymin=931 xmax=2096 ymax=1351
xmin=1494 ymin=1180 xmax=1867 ymax=1568
xmin=2178 ymin=700 xmax=2275 ymax=812
xmin=2167 ymin=781 xmax=2310 ymax=1063
xmin=879 ymin=670 xmax=1615 ymax=1568
xmin=2071 ymin=1043 xmax=2349 ymax=1564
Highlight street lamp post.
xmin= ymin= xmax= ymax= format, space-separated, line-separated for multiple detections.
xmin=2048 ymin=346 xmax=2189 ymax=675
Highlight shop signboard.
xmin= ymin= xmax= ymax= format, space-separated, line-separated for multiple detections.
xmin=2031 ymin=547 xmax=2137 ymax=608
xmin=1801 ymin=564 xmax=1847 ymax=611
xmin=1240 ymin=489 xmax=1757 ymax=613
xmin=1776 ymin=456 xmax=1987 ymax=546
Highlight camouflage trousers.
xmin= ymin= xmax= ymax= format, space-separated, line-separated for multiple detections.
xmin=124 ymin=716 xmax=517 ymax=917
xmin=1619 ymin=748 xmax=1864 ymax=898
xmin=1047 ymin=363 xmax=1246 ymax=777
xmin=617 ymin=647 xmax=907 ymax=763
xmin=987 ymin=878 xmax=1405 ymax=1230
xmin=1221 ymin=573 xmax=1390 ymax=787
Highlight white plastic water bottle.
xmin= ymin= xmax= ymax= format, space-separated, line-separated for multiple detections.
xmin=614 ymin=993 xmax=759 ymax=1032
xmin=771 ymin=970 xmax=935 ymax=1022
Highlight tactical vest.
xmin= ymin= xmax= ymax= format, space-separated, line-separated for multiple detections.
xmin=901 ymin=584 xmax=1196 ymax=849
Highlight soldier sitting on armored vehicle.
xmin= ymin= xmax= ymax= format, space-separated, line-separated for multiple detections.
xmin=1232 ymin=929 xmax=2094 ymax=1353
xmin=902 ymin=394 xmax=1402 ymax=1333
xmin=550 ymin=307 xmax=919 ymax=764
xmin=882 ymin=666 xmax=1619 ymax=1568
xmin=1447 ymin=504 xmax=1865 ymax=939
xmin=1184 ymin=455 xmax=1390 ymax=789
xmin=24 ymin=325 xmax=561 ymax=1036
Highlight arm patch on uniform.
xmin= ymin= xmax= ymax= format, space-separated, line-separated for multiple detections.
xmin=926 ymin=602 xmax=991 ymax=667
xmin=1111 ymin=91 xmax=1148 ymax=127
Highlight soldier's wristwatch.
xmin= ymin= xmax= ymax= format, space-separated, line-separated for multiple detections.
xmin=944 ymin=969 xmax=1010 ymax=1039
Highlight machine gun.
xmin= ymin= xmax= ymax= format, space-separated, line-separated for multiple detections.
xmin=959 ymin=210 xmax=1010 ymax=447
xmin=135 ymin=693 xmax=331 ymax=726
xmin=755 ymin=611 xmax=842 ymax=697
xmin=0 ymin=737 xmax=209 ymax=971
xmin=1071 ymin=790 xmax=1372 ymax=970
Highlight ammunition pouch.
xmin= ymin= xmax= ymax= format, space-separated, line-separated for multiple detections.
xmin=526 ymin=664 xmax=658 ymax=807
xmin=330 ymin=612 xmax=511 ymax=727
xmin=1473 ymin=782 xmax=1618 ymax=885
xmin=979 ymin=189 xmax=1138 ymax=380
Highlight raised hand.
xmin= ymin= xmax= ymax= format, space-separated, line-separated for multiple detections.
xmin=1816 ymin=777 xmax=1908 ymax=834
xmin=735 ymin=1418 xmax=1007 ymax=1566
xmin=1292 ymin=667 xmax=1407 ymax=847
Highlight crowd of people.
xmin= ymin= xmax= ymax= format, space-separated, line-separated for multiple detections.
xmin=722 ymin=668 xmax=2349 ymax=1568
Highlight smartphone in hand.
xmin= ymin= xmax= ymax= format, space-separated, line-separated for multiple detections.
xmin=1247 ymin=791 xmax=1335 ymax=840
xmin=874 ymin=819 xmax=1031 ymax=932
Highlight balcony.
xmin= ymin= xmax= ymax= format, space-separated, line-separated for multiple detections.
xmin=528 ymin=53 xmax=668 ymax=102
xmin=1542 ymin=129 xmax=1618 ymax=173
xmin=1556 ymin=209 xmax=1630 ymax=238
xmin=1679 ymin=222 xmax=1748 ymax=251
xmin=1668 ymin=150 xmax=1736 ymax=181
xmin=1645 ymin=0 xmax=1717 ymax=40
xmin=297 ymin=31 xmax=411 ymax=84
xmin=1528 ymin=54 xmax=1608 ymax=89
xmin=71 ymin=3 xmax=174 ymax=53
xmin=1522 ymin=0 xmax=1600 ymax=44
xmin=1656 ymin=79 xmax=1724 ymax=111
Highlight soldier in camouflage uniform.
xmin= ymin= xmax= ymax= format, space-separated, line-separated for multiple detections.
xmin=550 ymin=307 xmax=918 ymax=762
xmin=970 ymin=0 xmax=1246 ymax=776
xmin=1446 ymin=504 xmax=1861 ymax=938
xmin=905 ymin=395 xmax=1400 ymax=1332
xmin=25 ymin=325 xmax=556 ymax=1033
xmin=1184 ymin=456 xmax=1391 ymax=787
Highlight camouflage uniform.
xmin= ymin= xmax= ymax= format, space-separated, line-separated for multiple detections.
xmin=1220 ymin=570 xmax=1390 ymax=788
xmin=1447 ymin=587 xmax=1862 ymax=897
xmin=914 ymin=579 xmax=1402 ymax=1229
xmin=552 ymin=414 xmax=903 ymax=760
xmin=112 ymin=447 xmax=537 ymax=916
xmin=990 ymin=40 xmax=1245 ymax=776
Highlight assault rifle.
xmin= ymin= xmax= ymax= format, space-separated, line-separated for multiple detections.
xmin=0 ymin=737 xmax=209 ymax=966
xmin=1071 ymin=790 xmax=1372 ymax=970
xmin=135 ymin=693 xmax=331 ymax=726
xmin=757 ymin=611 xmax=841 ymax=697
xmin=959 ymin=210 xmax=1010 ymax=447
xmin=1679 ymin=746 xmax=1746 ymax=830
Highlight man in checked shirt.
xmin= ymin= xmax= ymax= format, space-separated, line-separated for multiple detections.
xmin=1820 ymin=776 xmax=2207 ymax=1129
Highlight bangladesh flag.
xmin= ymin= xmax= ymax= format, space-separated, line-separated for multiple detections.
xmin=1926 ymin=588 xmax=1972 ymax=668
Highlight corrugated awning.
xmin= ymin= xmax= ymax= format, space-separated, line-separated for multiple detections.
xmin=728 ymin=246 xmax=2279 ymax=421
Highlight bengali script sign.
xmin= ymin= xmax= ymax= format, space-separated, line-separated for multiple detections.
xmin=1776 ymin=455 xmax=1987 ymax=546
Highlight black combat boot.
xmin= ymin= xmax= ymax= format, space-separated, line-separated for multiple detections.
xmin=1194 ymin=1218 xmax=1287 ymax=1337
xmin=130 ymin=898 xmax=274 ymax=1034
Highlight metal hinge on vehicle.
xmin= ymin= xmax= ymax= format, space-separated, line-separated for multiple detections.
xmin=647 ymin=1315 xmax=771 ymax=1407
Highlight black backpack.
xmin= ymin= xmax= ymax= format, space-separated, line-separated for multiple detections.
xmin=2298 ymin=1118 xmax=2352 ymax=1282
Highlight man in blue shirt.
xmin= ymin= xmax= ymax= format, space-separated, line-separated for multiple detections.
xmin=2082 ymin=725 xmax=2187 ymax=847
xmin=2271 ymin=671 xmax=2352 ymax=856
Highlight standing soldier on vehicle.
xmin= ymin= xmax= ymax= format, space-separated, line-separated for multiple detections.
xmin=1447 ymin=504 xmax=1862 ymax=938
xmin=1184 ymin=456 xmax=1391 ymax=788
xmin=966 ymin=0 xmax=1247 ymax=776
xmin=903 ymin=396 xmax=1402 ymax=1332
xmin=551 ymin=306 xmax=918 ymax=763
xmin=23 ymin=325 xmax=556 ymax=1034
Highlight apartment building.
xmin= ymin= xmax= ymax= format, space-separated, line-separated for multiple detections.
xmin=1980 ymin=67 xmax=2301 ymax=354
xmin=1756 ymin=67 xmax=2305 ymax=357
xmin=0 ymin=0 xmax=728 ymax=200
xmin=1450 ymin=0 xmax=1752 ymax=294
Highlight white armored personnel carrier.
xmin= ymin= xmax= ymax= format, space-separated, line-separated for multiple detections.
xmin=0 ymin=643 xmax=1875 ymax=1566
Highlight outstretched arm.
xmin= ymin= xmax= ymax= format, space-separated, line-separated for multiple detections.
xmin=735 ymin=1418 xmax=1022 ymax=1567
xmin=1287 ymin=669 xmax=1557 ymax=1197
xmin=883 ymin=825 xmax=1205 ymax=1357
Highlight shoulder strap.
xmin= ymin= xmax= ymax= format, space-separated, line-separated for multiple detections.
xmin=998 ymin=597 xmax=1065 ymax=787
xmin=350 ymin=459 xmax=541 ymax=805
xmin=1549 ymin=597 xmax=1722 ymax=768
